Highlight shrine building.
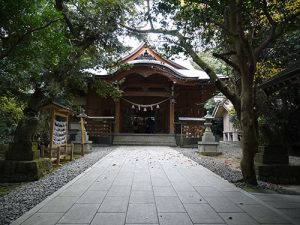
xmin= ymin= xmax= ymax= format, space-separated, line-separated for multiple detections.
xmin=80 ymin=43 xmax=219 ymax=146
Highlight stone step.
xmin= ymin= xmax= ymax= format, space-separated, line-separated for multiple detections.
xmin=113 ymin=142 xmax=177 ymax=146
xmin=113 ymin=134 xmax=177 ymax=146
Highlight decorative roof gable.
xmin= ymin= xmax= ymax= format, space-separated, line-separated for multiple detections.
xmin=122 ymin=42 xmax=187 ymax=70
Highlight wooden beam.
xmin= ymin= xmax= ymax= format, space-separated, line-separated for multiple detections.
xmin=123 ymin=91 xmax=171 ymax=97
xmin=122 ymin=83 xmax=170 ymax=89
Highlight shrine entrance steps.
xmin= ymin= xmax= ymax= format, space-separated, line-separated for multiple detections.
xmin=113 ymin=133 xmax=177 ymax=146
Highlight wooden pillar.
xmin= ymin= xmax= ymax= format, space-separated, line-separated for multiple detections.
xmin=56 ymin=147 xmax=60 ymax=166
xmin=169 ymin=99 xmax=175 ymax=134
xmin=49 ymin=108 xmax=55 ymax=158
xmin=80 ymin=117 xmax=85 ymax=156
xmin=180 ymin=123 xmax=183 ymax=147
xmin=70 ymin=144 xmax=74 ymax=161
xmin=114 ymin=99 xmax=120 ymax=133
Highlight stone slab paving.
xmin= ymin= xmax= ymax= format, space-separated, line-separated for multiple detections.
xmin=252 ymin=193 xmax=300 ymax=224
xmin=11 ymin=146 xmax=297 ymax=225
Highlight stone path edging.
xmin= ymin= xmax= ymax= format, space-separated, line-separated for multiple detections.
xmin=10 ymin=155 xmax=107 ymax=225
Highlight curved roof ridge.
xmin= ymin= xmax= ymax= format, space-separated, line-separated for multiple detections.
xmin=121 ymin=42 xmax=146 ymax=62
xmin=127 ymin=60 xmax=210 ymax=80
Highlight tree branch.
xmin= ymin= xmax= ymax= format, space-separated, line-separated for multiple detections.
xmin=146 ymin=0 xmax=154 ymax=30
xmin=55 ymin=0 xmax=78 ymax=37
xmin=228 ymin=1 xmax=256 ymax=76
xmin=44 ymin=39 xmax=93 ymax=84
xmin=175 ymin=32 xmax=240 ymax=107
xmin=217 ymin=51 xmax=237 ymax=56
xmin=254 ymin=26 xmax=281 ymax=58
xmin=243 ymin=39 xmax=256 ymax=74
xmin=255 ymin=5 xmax=300 ymax=58
xmin=212 ymin=52 xmax=241 ymax=74
xmin=0 ymin=19 xmax=60 ymax=60
xmin=121 ymin=23 xmax=178 ymax=36
xmin=261 ymin=0 xmax=276 ymax=26
xmin=211 ymin=20 xmax=237 ymax=38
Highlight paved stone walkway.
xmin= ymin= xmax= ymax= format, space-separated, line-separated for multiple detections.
xmin=12 ymin=146 xmax=297 ymax=225
xmin=252 ymin=193 xmax=300 ymax=224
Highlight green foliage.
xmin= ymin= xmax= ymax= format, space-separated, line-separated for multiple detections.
xmin=0 ymin=0 xmax=134 ymax=109
xmin=270 ymin=30 xmax=300 ymax=68
xmin=0 ymin=97 xmax=24 ymax=143
xmin=256 ymin=61 xmax=284 ymax=80
xmin=204 ymin=98 xmax=218 ymax=114
xmin=0 ymin=97 xmax=24 ymax=125
xmin=255 ymin=29 xmax=300 ymax=82
xmin=194 ymin=51 xmax=228 ymax=75
xmin=228 ymin=108 xmax=240 ymax=129
xmin=260 ymin=86 xmax=300 ymax=147
xmin=91 ymin=79 xmax=123 ymax=100
xmin=0 ymin=0 xmax=69 ymax=99
xmin=0 ymin=0 xmax=137 ymax=153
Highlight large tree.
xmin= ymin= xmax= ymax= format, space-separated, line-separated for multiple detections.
xmin=125 ymin=0 xmax=300 ymax=184
xmin=1 ymin=0 xmax=132 ymax=160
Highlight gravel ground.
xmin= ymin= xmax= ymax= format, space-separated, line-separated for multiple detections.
xmin=175 ymin=143 xmax=299 ymax=194
xmin=176 ymin=146 xmax=243 ymax=183
xmin=0 ymin=147 xmax=115 ymax=225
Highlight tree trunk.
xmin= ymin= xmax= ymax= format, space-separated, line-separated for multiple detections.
xmin=6 ymin=88 xmax=44 ymax=161
xmin=240 ymin=74 xmax=258 ymax=185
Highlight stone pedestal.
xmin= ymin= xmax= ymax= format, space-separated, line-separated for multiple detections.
xmin=5 ymin=141 xmax=40 ymax=161
xmin=0 ymin=159 xmax=52 ymax=182
xmin=198 ymin=143 xmax=221 ymax=156
xmin=198 ymin=112 xmax=221 ymax=156
xmin=1 ymin=141 xmax=52 ymax=182
xmin=255 ymin=164 xmax=300 ymax=184
xmin=73 ymin=142 xmax=93 ymax=153
xmin=255 ymin=145 xmax=289 ymax=165
xmin=72 ymin=125 xmax=93 ymax=153
xmin=255 ymin=122 xmax=300 ymax=184
xmin=255 ymin=144 xmax=299 ymax=184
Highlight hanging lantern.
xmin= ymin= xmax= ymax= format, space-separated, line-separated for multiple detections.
xmin=144 ymin=107 xmax=147 ymax=111
xmin=156 ymin=104 xmax=160 ymax=109
xmin=150 ymin=106 xmax=153 ymax=110
xmin=132 ymin=105 xmax=135 ymax=109
xmin=138 ymin=105 xmax=141 ymax=110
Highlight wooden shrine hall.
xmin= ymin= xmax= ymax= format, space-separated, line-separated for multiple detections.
xmin=83 ymin=43 xmax=218 ymax=146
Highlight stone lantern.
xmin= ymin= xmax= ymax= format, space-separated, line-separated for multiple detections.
xmin=72 ymin=108 xmax=92 ymax=155
xmin=198 ymin=112 xmax=221 ymax=156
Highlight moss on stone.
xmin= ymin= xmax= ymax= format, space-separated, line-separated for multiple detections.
xmin=242 ymin=185 xmax=273 ymax=193
xmin=0 ymin=183 xmax=23 ymax=196
xmin=35 ymin=159 xmax=52 ymax=178
xmin=0 ymin=144 xmax=9 ymax=160
xmin=0 ymin=158 xmax=52 ymax=182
